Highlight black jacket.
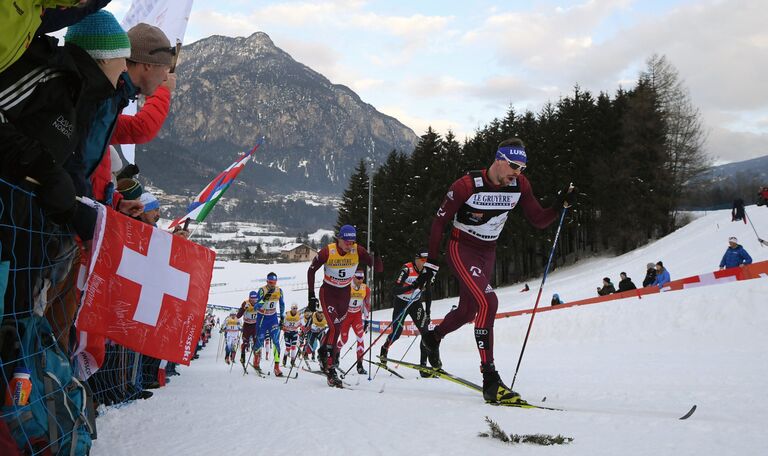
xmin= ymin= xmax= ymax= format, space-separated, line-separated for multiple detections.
xmin=597 ymin=283 xmax=615 ymax=296
xmin=0 ymin=36 xmax=111 ymax=234
xmin=642 ymin=268 xmax=657 ymax=287
xmin=617 ymin=277 xmax=637 ymax=292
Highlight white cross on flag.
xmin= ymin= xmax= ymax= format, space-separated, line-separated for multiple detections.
xmin=76 ymin=206 xmax=215 ymax=365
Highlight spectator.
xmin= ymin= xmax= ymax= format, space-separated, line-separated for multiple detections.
xmin=653 ymin=261 xmax=670 ymax=289
xmin=597 ymin=277 xmax=615 ymax=296
xmin=642 ymin=262 xmax=657 ymax=287
xmin=719 ymin=237 xmax=752 ymax=270
xmin=732 ymin=199 xmax=746 ymax=223
xmin=1 ymin=0 xmax=84 ymax=73
xmin=617 ymin=272 xmax=637 ymax=292
xmin=91 ymin=22 xmax=177 ymax=207
xmin=758 ymin=187 xmax=768 ymax=207
xmin=550 ymin=294 xmax=564 ymax=306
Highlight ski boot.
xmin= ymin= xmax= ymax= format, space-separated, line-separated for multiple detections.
xmin=240 ymin=352 xmax=246 ymax=366
xmin=317 ymin=346 xmax=329 ymax=373
xmin=326 ymin=367 xmax=343 ymax=388
xmin=481 ymin=364 xmax=522 ymax=405
xmin=252 ymin=352 xmax=263 ymax=374
xmin=418 ymin=345 xmax=436 ymax=377
xmin=356 ymin=360 xmax=367 ymax=375
xmin=274 ymin=362 xmax=283 ymax=377
xmin=282 ymin=354 xmax=288 ymax=367
xmin=290 ymin=357 xmax=296 ymax=368
xmin=420 ymin=330 xmax=443 ymax=369
xmin=225 ymin=357 xmax=230 ymax=365
xmin=378 ymin=344 xmax=389 ymax=365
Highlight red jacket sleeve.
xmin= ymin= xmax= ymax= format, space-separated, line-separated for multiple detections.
xmin=110 ymin=85 xmax=170 ymax=145
xmin=307 ymin=247 xmax=329 ymax=294
xmin=428 ymin=175 xmax=472 ymax=260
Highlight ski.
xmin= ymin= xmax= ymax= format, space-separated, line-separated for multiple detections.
xmin=380 ymin=357 xmax=559 ymax=411
xmin=366 ymin=359 xmax=405 ymax=379
xmin=300 ymin=367 xmax=353 ymax=388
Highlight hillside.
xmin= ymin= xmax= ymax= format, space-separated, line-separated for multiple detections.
xmin=92 ymin=207 xmax=768 ymax=455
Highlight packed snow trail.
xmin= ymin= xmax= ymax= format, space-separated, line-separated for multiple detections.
xmin=92 ymin=208 xmax=768 ymax=455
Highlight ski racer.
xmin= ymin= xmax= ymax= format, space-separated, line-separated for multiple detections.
xmin=282 ymin=304 xmax=303 ymax=367
xmin=379 ymin=251 xmax=432 ymax=375
xmin=418 ymin=137 xmax=576 ymax=405
xmin=304 ymin=311 xmax=328 ymax=362
xmin=237 ymin=291 xmax=261 ymax=369
xmin=306 ymin=224 xmax=383 ymax=387
xmin=252 ymin=272 xmax=286 ymax=376
xmin=220 ymin=312 xmax=241 ymax=364
xmin=337 ymin=270 xmax=371 ymax=375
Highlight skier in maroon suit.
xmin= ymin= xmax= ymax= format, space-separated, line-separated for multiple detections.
xmin=416 ymin=137 xmax=576 ymax=405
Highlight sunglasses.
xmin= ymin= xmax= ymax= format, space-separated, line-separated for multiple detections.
xmin=507 ymin=161 xmax=526 ymax=171
xmin=149 ymin=46 xmax=177 ymax=56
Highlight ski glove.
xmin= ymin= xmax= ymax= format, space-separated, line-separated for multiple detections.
xmin=307 ymin=294 xmax=319 ymax=312
xmin=363 ymin=320 xmax=369 ymax=333
xmin=557 ymin=184 xmax=578 ymax=208
xmin=418 ymin=259 xmax=439 ymax=285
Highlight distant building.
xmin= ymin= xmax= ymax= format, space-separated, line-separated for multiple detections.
xmin=280 ymin=243 xmax=317 ymax=262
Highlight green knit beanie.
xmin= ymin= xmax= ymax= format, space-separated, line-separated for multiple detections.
xmin=64 ymin=10 xmax=130 ymax=60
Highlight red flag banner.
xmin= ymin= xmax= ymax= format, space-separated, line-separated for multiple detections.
xmin=76 ymin=206 xmax=215 ymax=365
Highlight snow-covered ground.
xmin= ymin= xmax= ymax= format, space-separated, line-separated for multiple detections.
xmin=92 ymin=207 xmax=768 ymax=455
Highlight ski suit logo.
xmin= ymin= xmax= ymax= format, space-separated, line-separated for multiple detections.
xmin=470 ymin=266 xmax=482 ymax=277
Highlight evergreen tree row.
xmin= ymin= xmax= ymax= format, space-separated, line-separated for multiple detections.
xmin=335 ymin=56 xmax=708 ymax=310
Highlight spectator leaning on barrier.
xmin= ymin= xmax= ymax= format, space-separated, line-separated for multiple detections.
xmin=719 ymin=237 xmax=752 ymax=270
xmin=617 ymin=272 xmax=637 ymax=292
xmin=92 ymin=22 xmax=177 ymax=207
xmin=597 ymin=277 xmax=615 ymax=296
xmin=551 ymin=294 xmax=564 ymax=306
xmin=653 ymin=261 xmax=671 ymax=289
xmin=1 ymin=9 xmax=132 ymax=243
xmin=642 ymin=262 xmax=657 ymax=287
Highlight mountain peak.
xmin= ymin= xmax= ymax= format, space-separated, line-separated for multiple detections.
xmin=142 ymin=30 xmax=418 ymax=199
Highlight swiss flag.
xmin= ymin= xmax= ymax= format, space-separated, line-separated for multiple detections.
xmin=76 ymin=205 xmax=215 ymax=365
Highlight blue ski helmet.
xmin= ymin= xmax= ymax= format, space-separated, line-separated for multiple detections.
xmin=249 ymin=290 xmax=258 ymax=299
xmin=338 ymin=224 xmax=356 ymax=241
xmin=267 ymin=272 xmax=278 ymax=283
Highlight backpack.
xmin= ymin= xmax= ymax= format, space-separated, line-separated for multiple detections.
xmin=1 ymin=315 xmax=93 ymax=455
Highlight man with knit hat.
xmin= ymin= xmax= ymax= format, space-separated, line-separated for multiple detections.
xmin=61 ymin=9 xmax=148 ymax=220
xmin=89 ymin=22 xmax=178 ymax=209
xmin=719 ymin=237 xmax=752 ymax=270
xmin=419 ymin=137 xmax=576 ymax=406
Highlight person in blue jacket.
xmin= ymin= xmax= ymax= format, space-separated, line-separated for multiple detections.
xmin=719 ymin=237 xmax=752 ymax=270
xmin=653 ymin=261 xmax=671 ymax=289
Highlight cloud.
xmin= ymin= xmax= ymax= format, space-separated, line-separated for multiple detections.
xmin=706 ymin=125 xmax=768 ymax=164
xmin=378 ymin=106 xmax=469 ymax=140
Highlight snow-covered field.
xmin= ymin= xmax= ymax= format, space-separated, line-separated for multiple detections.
xmin=92 ymin=207 xmax=768 ymax=455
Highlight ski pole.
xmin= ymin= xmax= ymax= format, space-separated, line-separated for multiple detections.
xmin=744 ymin=208 xmax=766 ymax=247
xmin=216 ymin=331 xmax=225 ymax=362
xmin=340 ymin=344 xmax=354 ymax=361
xmin=284 ymin=333 xmax=306 ymax=383
xmin=510 ymin=207 xmax=568 ymax=391
xmin=372 ymin=301 xmax=414 ymax=379
xmin=340 ymin=292 xmax=419 ymax=378
xmin=229 ymin=335 xmax=241 ymax=374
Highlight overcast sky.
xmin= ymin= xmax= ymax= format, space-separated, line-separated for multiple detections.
xmin=107 ymin=0 xmax=768 ymax=164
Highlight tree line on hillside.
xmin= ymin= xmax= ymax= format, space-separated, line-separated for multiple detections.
xmin=334 ymin=55 xmax=709 ymax=309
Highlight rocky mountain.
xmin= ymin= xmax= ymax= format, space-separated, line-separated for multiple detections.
xmin=137 ymin=32 xmax=418 ymax=198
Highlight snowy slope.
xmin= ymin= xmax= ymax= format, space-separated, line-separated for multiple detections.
xmin=91 ymin=207 xmax=768 ymax=455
